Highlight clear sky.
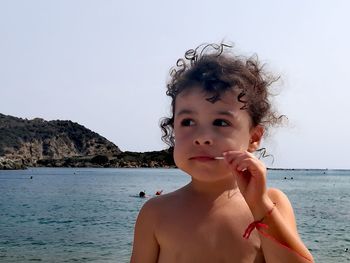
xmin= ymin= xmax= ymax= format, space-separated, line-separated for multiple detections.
xmin=1 ymin=0 xmax=350 ymax=169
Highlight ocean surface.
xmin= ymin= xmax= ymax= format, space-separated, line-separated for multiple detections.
xmin=0 ymin=168 xmax=349 ymax=263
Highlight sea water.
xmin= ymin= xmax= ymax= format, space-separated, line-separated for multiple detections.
xmin=0 ymin=168 xmax=349 ymax=263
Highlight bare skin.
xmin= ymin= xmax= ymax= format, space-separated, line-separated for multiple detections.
xmin=132 ymin=180 xmax=265 ymax=263
xmin=130 ymin=88 xmax=314 ymax=263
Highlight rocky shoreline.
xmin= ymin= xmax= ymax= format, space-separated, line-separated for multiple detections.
xmin=0 ymin=157 xmax=27 ymax=170
xmin=35 ymin=149 xmax=176 ymax=169
xmin=0 ymin=150 xmax=176 ymax=170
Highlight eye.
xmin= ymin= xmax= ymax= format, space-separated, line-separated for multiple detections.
xmin=180 ymin=119 xmax=195 ymax=127
xmin=213 ymin=119 xmax=230 ymax=127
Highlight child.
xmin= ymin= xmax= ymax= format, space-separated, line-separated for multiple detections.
xmin=130 ymin=43 xmax=314 ymax=263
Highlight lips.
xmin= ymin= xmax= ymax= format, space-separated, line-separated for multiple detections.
xmin=189 ymin=156 xmax=216 ymax=161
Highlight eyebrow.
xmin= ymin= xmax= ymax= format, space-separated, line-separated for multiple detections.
xmin=175 ymin=109 xmax=237 ymax=119
xmin=175 ymin=109 xmax=195 ymax=117
xmin=216 ymin=110 xmax=236 ymax=118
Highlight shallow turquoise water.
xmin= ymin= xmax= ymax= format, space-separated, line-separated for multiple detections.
xmin=0 ymin=168 xmax=349 ymax=262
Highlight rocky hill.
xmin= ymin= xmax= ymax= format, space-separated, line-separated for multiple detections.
xmin=0 ymin=113 xmax=175 ymax=169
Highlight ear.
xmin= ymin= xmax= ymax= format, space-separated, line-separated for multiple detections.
xmin=248 ymin=125 xmax=264 ymax=152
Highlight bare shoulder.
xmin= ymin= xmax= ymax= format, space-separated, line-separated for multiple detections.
xmin=133 ymin=195 xmax=166 ymax=237
xmin=138 ymin=187 xmax=185 ymax=219
xmin=137 ymin=194 xmax=169 ymax=223
xmin=267 ymin=188 xmax=298 ymax=232
xmin=131 ymin=191 xmax=183 ymax=263
xmin=133 ymin=188 xmax=185 ymax=240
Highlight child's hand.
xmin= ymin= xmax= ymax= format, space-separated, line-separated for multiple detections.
xmin=223 ymin=151 xmax=271 ymax=219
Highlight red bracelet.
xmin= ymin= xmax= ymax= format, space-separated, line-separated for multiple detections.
xmin=243 ymin=202 xmax=313 ymax=262
xmin=243 ymin=202 xmax=276 ymax=239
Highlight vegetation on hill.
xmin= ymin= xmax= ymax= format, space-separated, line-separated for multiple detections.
xmin=0 ymin=113 xmax=175 ymax=169
xmin=0 ymin=113 xmax=119 ymax=156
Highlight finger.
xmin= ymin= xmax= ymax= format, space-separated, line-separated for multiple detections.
xmin=227 ymin=154 xmax=253 ymax=171
xmin=236 ymin=158 xmax=257 ymax=173
xmin=223 ymin=151 xmax=250 ymax=166
xmin=222 ymin=151 xmax=241 ymax=163
xmin=235 ymin=169 xmax=251 ymax=194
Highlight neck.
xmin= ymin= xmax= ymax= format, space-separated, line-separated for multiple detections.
xmin=187 ymin=176 xmax=239 ymax=200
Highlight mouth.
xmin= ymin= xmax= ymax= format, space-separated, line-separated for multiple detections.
xmin=189 ymin=156 xmax=217 ymax=161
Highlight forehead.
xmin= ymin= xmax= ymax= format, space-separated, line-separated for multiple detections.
xmin=175 ymin=86 xmax=244 ymax=112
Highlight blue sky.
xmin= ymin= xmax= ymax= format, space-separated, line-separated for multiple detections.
xmin=1 ymin=0 xmax=350 ymax=169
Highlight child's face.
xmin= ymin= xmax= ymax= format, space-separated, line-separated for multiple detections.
xmin=173 ymin=86 xmax=262 ymax=182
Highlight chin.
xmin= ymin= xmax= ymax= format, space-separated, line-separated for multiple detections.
xmin=181 ymin=165 xmax=231 ymax=182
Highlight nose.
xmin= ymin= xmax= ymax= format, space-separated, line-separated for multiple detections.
xmin=193 ymin=130 xmax=213 ymax=146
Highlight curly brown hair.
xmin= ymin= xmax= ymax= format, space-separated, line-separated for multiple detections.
xmin=160 ymin=43 xmax=283 ymax=148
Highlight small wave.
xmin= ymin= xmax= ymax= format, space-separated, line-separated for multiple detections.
xmin=0 ymin=178 xmax=32 ymax=179
xmin=75 ymin=241 xmax=95 ymax=245
xmin=31 ymin=241 xmax=46 ymax=246
xmin=129 ymin=194 xmax=150 ymax=198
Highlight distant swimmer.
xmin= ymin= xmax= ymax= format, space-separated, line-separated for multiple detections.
xmin=30 ymin=176 xmax=33 ymax=179
xmin=139 ymin=191 xmax=146 ymax=198
xmin=155 ymin=190 xmax=163 ymax=196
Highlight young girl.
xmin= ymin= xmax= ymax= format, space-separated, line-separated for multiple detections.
xmin=130 ymin=43 xmax=314 ymax=263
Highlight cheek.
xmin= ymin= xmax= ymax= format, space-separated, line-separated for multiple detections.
xmin=173 ymin=145 xmax=185 ymax=168
xmin=173 ymin=132 xmax=191 ymax=163
xmin=174 ymin=127 xmax=192 ymax=143
xmin=220 ymin=134 xmax=250 ymax=151
xmin=173 ymin=134 xmax=188 ymax=155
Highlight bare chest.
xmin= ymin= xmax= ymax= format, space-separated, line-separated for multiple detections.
xmin=155 ymin=202 xmax=264 ymax=263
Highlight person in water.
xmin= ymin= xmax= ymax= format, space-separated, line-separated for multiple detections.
xmin=130 ymin=43 xmax=314 ymax=262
